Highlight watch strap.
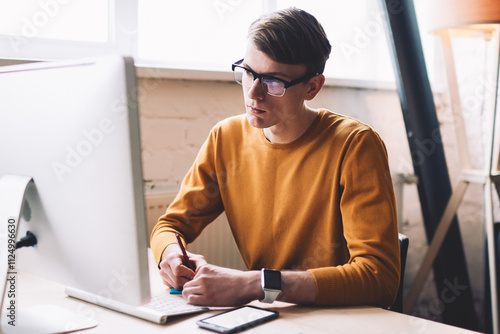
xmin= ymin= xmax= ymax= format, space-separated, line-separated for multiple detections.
xmin=260 ymin=289 xmax=281 ymax=303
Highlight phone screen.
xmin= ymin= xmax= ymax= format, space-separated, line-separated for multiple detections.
xmin=197 ymin=306 xmax=278 ymax=333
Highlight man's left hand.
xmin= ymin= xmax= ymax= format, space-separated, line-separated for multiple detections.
xmin=182 ymin=264 xmax=262 ymax=306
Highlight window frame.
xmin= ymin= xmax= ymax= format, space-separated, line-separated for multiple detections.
xmin=0 ymin=0 xmax=137 ymax=61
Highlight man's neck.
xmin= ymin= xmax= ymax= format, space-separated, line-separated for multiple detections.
xmin=264 ymin=108 xmax=318 ymax=144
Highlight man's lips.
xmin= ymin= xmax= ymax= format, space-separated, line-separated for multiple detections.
xmin=247 ymin=106 xmax=266 ymax=115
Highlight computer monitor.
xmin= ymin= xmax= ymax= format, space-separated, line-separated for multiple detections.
xmin=0 ymin=56 xmax=150 ymax=330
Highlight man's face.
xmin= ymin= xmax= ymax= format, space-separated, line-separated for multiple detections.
xmin=240 ymin=42 xmax=312 ymax=130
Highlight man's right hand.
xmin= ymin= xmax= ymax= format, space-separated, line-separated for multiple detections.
xmin=158 ymin=243 xmax=207 ymax=291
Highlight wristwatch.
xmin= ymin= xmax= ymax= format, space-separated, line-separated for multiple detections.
xmin=260 ymin=268 xmax=282 ymax=303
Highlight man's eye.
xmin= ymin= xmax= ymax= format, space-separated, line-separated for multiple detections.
xmin=262 ymin=77 xmax=281 ymax=84
xmin=262 ymin=78 xmax=283 ymax=87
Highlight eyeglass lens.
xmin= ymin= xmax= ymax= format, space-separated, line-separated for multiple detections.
xmin=233 ymin=67 xmax=285 ymax=97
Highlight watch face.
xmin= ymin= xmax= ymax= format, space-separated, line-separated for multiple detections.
xmin=264 ymin=269 xmax=282 ymax=290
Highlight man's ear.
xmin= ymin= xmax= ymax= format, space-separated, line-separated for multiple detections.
xmin=304 ymin=74 xmax=325 ymax=101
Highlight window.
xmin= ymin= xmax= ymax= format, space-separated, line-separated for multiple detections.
xmin=136 ymin=0 xmax=398 ymax=82
xmin=275 ymin=0 xmax=395 ymax=82
xmin=0 ymin=0 xmax=109 ymax=43
xmin=0 ymin=0 xmax=435 ymax=84
xmin=137 ymin=0 xmax=261 ymax=72
xmin=0 ymin=0 xmax=136 ymax=60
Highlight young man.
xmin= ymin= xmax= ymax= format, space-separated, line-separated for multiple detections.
xmin=151 ymin=7 xmax=400 ymax=307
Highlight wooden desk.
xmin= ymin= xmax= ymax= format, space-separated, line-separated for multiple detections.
xmin=4 ymin=253 xmax=482 ymax=334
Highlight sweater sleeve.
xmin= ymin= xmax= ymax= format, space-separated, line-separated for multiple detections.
xmin=308 ymin=129 xmax=400 ymax=308
xmin=150 ymin=127 xmax=225 ymax=265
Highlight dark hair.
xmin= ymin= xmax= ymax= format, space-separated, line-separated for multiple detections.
xmin=247 ymin=7 xmax=332 ymax=74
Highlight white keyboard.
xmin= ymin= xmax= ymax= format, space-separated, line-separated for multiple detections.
xmin=144 ymin=295 xmax=207 ymax=317
xmin=66 ymin=287 xmax=208 ymax=324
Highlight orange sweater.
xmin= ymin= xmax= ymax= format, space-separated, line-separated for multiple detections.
xmin=151 ymin=109 xmax=400 ymax=307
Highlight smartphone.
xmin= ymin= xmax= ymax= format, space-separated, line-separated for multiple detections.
xmin=196 ymin=305 xmax=279 ymax=333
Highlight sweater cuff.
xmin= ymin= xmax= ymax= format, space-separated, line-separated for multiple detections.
xmin=151 ymin=233 xmax=178 ymax=266
xmin=308 ymin=267 xmax=344 ymax=305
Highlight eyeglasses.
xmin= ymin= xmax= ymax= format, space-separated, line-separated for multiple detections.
xmin=231 ymin=59 xmax=318 ymax=97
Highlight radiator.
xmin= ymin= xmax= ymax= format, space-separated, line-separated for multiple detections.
xmin=145 ymin=191 xmax=246 ymax=270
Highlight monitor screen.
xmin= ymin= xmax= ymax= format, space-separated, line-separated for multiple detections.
xmin=0 ymin=55 xmax=150 ymax=307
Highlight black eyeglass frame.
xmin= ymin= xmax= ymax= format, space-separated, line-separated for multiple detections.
xmin=231 ymin=58 xmax=318 ymax=97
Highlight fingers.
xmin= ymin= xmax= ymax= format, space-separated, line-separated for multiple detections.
xmin=182 ymin=273 xmax=208 ymax=305
xmin=187 ymin=252 xmax=207 ymax=272
xmin=158 ymin=245 xmax=208 ymax=291
xmin=181 ymin=265 xmax=239 ymax=306
xmin=159 ymin=253 xmax=196 ymax=290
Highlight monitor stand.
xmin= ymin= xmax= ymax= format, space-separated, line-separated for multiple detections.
xmin=0 ymin=174 xmax=98 ymax=333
